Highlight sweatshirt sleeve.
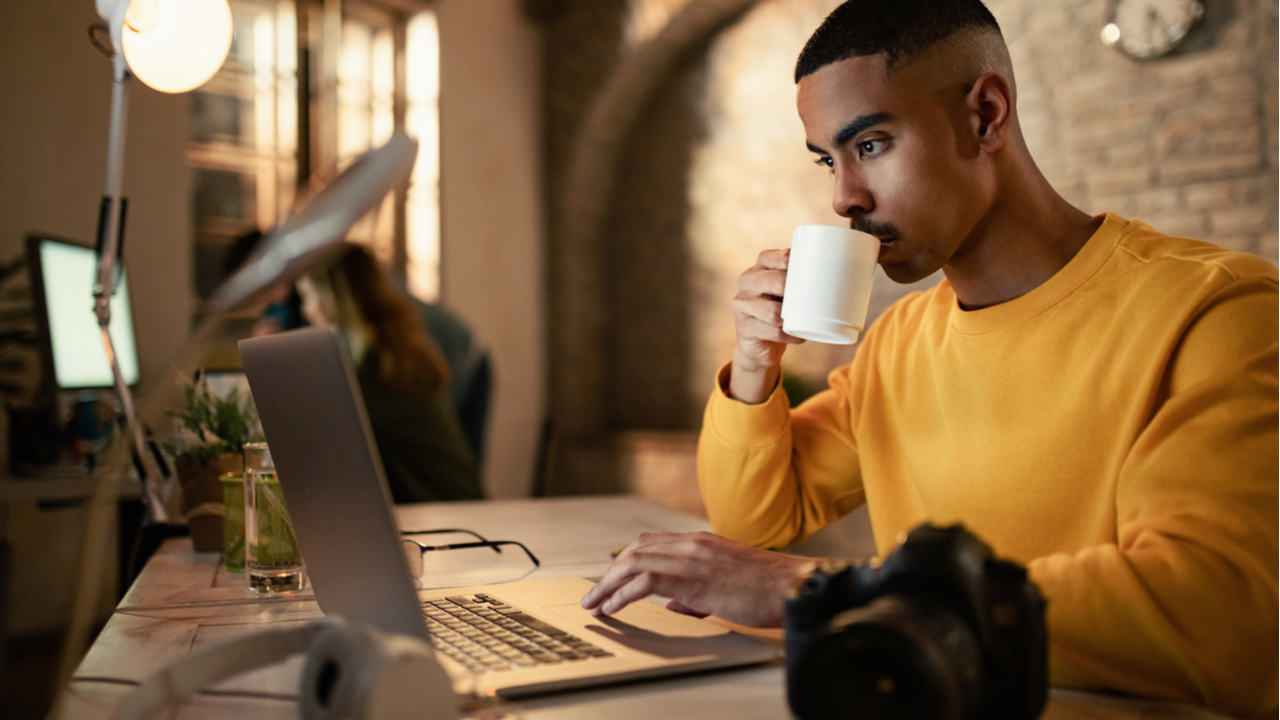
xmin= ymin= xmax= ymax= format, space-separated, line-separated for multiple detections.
xmin=1028 ymin=275 xmax=1279 ymax=717
xmin=697 ymin=361 xmax=865 ymax=549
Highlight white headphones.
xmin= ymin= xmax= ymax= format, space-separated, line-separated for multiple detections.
xmin=112 ymin=618 xmax=459 ymax=720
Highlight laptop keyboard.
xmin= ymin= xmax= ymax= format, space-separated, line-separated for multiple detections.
xmin=423 ymin=592 xmax=614 ymax=673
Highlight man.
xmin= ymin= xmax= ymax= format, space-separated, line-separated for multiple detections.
xmin=580 ymin=0 xmax=1278 ymax=714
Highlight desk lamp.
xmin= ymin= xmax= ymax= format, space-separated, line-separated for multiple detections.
xmin=64 ymin=3 xmax=422 ymax=705
xmin=57 ymin=130 xmax=420 ymax=694
xmin=91 ymin=0 xmax=233 ymax=525
xmin=57 ymin=0 xmax=228 ymax=688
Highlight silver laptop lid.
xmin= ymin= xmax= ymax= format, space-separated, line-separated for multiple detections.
xmin=239 ymin=327 xmax=428 ymax=641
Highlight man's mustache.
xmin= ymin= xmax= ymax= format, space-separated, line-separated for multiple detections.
xmin=851 ymin=218 xmax=899 ymax=240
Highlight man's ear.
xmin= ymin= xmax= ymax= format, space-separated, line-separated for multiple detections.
xmin=966 ymin=72 xmax=1012 ymax=152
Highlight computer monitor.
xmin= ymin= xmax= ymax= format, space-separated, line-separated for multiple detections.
xmin=26 ymin=235 xmax=140 ymax=390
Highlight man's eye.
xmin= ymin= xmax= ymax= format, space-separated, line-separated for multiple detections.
xmin=813 ymin=156 xmax=833 ymax=169
xmin=857 ymin=139 xmax=886 ymax=158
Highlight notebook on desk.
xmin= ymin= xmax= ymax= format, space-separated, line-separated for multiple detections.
xmin=238 ymin=327 xmax=778 ymax=698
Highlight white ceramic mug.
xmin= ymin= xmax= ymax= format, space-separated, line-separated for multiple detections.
xmin=781 ymin=224 xmax=879 ymax=345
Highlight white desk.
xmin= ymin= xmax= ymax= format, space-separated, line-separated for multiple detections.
xmin=50 ymin=497 xmax=1236 ymax=720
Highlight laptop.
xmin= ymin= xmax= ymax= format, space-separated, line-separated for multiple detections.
xmin=238 ymin=327 xmax=778 ymax=699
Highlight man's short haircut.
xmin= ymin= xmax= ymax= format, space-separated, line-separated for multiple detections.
xmin=795 ymin=0 xmax=1002 ymax=82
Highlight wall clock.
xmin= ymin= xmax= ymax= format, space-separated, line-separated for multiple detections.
xmin=1100 ymin=0 xmax=1205 ymax=59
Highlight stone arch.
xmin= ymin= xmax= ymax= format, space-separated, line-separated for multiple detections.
xmin=553 ymin=0 xmax=765 ymax=435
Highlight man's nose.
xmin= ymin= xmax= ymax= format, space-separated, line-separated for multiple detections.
xmin=832 ymin=166 xmax=874 ymax=219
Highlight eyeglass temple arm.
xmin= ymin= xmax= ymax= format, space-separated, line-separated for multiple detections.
xmin=401 ymin=528 xmax=502 ymax=553
xmin=420 ymin=540 xmax=541 ymax=568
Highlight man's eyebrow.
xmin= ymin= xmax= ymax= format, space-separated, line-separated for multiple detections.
xmin=806 ymin=112 xmax=895 ymax=155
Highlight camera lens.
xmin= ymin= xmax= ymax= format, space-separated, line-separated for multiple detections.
xmin=789 ymin=593 xmax=984 ymax=720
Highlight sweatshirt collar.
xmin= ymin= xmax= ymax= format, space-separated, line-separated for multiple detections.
xmin=949 ymin=212 xmax=1131 ymax=335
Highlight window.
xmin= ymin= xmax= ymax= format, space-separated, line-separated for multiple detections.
xmin=188 ymin=0 xmax=298 ymax=299
xmin=336 ymin=15 xmax=395 ymax=258
xmin=405 ymin=12 xmax=441 ymax=302
xmin=188 ymin=0 xmax=440 ymax=308
xmin=330 ymin=3 xmax=441 ymax=301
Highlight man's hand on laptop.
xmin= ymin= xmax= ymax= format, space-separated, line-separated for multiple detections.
xmin=579 ymin=531 xmax=811 ymax=627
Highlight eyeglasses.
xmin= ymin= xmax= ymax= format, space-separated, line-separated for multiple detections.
xmin=400 ymin=528 xmax=540 ymax=578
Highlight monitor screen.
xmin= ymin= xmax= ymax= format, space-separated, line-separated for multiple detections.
xmin=28 ymin=235 xmax=140 ymax=389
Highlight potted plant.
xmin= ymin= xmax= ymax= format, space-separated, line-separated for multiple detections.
xmin=169 ymin=381 xmax=261 ymax=552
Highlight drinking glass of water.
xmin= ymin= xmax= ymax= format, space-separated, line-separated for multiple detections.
xmin=243 ymin=442 xmax=305 ymax=593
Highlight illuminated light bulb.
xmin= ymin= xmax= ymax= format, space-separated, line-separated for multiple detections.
xmin=121 ymin=0 xmax=232 ymax=93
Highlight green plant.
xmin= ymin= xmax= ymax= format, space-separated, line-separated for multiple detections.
xmin=169 ymin=382 xmax=262 ymax=465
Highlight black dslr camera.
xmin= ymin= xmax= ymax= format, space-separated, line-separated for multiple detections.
xmin=784 ymin=523 xmax=1047 ymax=720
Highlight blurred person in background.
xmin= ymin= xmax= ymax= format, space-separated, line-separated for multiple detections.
xmin=296 ymin=243 xmax=484 ymax=503
xmin=226 ymin=229 xmax=489 ymax=459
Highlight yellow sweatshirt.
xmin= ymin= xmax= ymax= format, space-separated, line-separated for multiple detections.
xmin=698 ymin=213 xmax=1278 ymax=716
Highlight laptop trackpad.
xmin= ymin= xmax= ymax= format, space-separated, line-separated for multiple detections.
xmin=543 ymin=602 xmax=734 ymax=660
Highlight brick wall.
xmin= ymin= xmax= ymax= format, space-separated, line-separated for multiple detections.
xmin=993 ymin=0 xmax=1279 ymax=262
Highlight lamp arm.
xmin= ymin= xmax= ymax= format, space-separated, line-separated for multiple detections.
xmin=94 ymin=50 xmax=168 ymax=523
xmin=51 ymin=36 xmax=168 ymax=698
xmin=95 ymin=51 xmax=127 ymax=325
